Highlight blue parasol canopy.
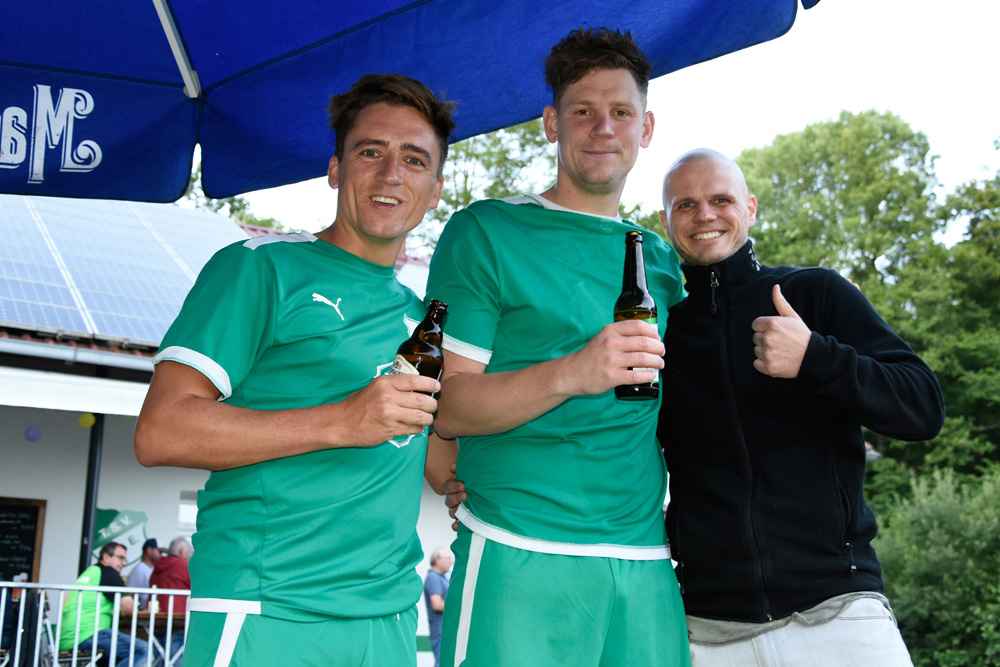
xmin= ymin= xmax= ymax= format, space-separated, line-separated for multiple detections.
xmin=1 ymin=0 xmax=820 ymax=202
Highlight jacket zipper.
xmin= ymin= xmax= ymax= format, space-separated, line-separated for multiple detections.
xmin=713 ymin=268 xmax=775 ymax=621
xmin=709 ymin=271 xmax=719 ymax=314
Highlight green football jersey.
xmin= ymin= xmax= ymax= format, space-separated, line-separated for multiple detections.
xmin=426 ymin=196 xmax=686 ymax=548
xmin=156 ymin=231 xmax=428 ymax=620
xmin=59 ymin=565 xmax=109 ymax=649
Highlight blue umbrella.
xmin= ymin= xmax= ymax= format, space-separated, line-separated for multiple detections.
xmin=1 ymin=0 xmax=819 ymax=202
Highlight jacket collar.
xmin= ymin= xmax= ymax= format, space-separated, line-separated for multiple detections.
xmin=681 ymin=240 xmax=760 ymax=301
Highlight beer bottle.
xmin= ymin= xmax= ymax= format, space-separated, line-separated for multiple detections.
xmin=390 ymin=299 xmax=447 ymax=394
xmin=614 ymin=231 xmax=659 ymax=400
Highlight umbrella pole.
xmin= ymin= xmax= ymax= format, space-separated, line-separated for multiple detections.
xmin=78 ymin=410 xmax=105 ymax=572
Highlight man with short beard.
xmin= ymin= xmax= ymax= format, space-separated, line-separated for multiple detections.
xmin=428 ymin=27 xmax=689 ymax=667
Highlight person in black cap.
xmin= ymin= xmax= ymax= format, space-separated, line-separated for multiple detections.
xmin=127 ymin=537 xmax=163 ymax=609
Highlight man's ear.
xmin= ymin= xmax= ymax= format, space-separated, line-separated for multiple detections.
xmin=659 ymin=209 xmax=672 ymax=240
xmin=640 ymin=111 xmax=654 ymax=149
xmin=542 ymin=105 xmax=559 ymax=144
xmin=327 ymin=154 xmax=340 ymax=190
xmin=427 ymin=176 xmax=444 ymax=210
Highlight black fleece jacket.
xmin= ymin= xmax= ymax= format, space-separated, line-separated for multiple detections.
xmin=658 ymin=241 xmax=944 ymax=623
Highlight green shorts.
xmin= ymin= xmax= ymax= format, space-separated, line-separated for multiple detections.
xmin=184 ymin=603 xmax=417 ymax=667
xmin=439 ymin=527 xmax=691 ymax=667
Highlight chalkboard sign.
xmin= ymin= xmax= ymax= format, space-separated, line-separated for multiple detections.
xmin=0 ymin=497 xmax=46 ymax=582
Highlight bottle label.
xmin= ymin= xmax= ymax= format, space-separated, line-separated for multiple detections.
xmin=633 ymin=317 xmax=657 ymax=372
xmin=389 ymin=355 xmax=418 ymax=376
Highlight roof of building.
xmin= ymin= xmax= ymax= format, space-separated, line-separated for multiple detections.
xmin=0 ymin=195 xmax=428 ymax=357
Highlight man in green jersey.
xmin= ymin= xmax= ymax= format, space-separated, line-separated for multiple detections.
xmin=59 ymin=541 xmax=149 ymax=667
xmin=135 ymin=74 xmax=456 ymax=666
xmin=426 ymin=28 xmax=690 ymax=667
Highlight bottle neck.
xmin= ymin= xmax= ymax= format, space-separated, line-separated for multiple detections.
xmin=622 ymin=239 xmax=648 ymax=292
xmin=420 ymin=305 xmax=447 ymax=340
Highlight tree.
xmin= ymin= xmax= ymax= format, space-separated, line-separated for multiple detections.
xmin=621 ymin=204 xmax=666 ymax=240
xmin=737 ymin=110 xmax=941 ymax=290
xmin=734 ymin=111 xmax=1000 ymax=485
xmin=408 ymin=120 xmax=556 ymax=255
xmin=183 ymin=163 xmax=284 ymax=231
xmin=876 ymin=467 xmax=1000 ymax=667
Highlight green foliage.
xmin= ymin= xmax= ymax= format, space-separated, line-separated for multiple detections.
xmin=877 ymin=467 xmax=1000 ymax=667
xmin=737 ymin=110 xmax=941 ymax=287
xmin=409 ymin=120 xmax=556 ymax=255
xmin=740 ymin=113 xmax=1000 ymax=479
xmin=183 ymin=163 xmax=285 ymax=231
xmin=620 ymin=203 xmax=666 ymax=240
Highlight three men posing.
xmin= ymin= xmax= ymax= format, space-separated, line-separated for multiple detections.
xmin=135 ymin=24 xmax=943 ymax=667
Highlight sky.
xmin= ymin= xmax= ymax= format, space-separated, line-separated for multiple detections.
xmin=243 ymin=0 xmax=1000 ymax=238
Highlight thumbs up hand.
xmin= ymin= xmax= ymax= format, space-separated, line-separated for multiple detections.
xmin=751 ymin=284 xmax=812 ymax=378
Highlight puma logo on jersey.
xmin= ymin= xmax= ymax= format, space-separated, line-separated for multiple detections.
xmin=312 ymin=293 xmax=344 ymax=320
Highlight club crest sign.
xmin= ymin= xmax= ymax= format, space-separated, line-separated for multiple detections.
xmin=1 ymin=85 xmax=102 ymax=184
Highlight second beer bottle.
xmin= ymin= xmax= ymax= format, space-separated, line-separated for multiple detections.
xmin=390 ymin=299 xmax=447 ymax=395
xmin=613 ymin=231 xmax=659 ymax=400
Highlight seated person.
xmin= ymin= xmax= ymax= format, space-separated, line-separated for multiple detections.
xmin=59 ymin=542 xmax=148 ymax=667
xmin=149 ymin=536 xmax=193 ymax=665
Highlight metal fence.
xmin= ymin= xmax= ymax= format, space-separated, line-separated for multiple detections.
xmin=1 ymin=581 xmax=189 ymax=667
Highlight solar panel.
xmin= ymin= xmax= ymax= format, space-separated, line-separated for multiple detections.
xmin=0 ymin=194 xmax=250 ymax=346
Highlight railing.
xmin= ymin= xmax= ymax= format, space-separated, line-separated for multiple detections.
xmin=1 ymin=580 xmax=190 ymax=667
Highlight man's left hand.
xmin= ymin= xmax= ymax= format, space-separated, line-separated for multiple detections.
xmin=751 ymin=284 xmax=811 ymax=378
xmin=442 ymin=464 xmax=467 ymax=532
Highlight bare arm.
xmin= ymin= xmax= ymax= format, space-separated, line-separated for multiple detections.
xmin=429 ymin=594 xmax=445 ymax=613
xmin=433 ymin=319 xmax=664 ymax=438
xmin=119 ymin=593 xmax=134 ymax=616
xmin=424 ymin=432 xmax=458 ymax=495
xmin=135 ymin=361 xmax=439 ymax=471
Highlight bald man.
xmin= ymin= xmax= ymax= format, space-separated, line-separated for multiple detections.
xmin=656 ymin=149 xmax=944 ymax=666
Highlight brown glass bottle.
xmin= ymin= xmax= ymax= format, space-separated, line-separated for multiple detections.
xmin=614 ymin=231 xmax=659 ymax=400
xmin=390 ymin=299 xmax=447 ymax=394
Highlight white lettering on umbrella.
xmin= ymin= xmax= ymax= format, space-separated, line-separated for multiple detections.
xmin=0 ymin=85 xmax=102 ymax=183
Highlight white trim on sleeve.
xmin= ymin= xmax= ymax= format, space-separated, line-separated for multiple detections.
xmin=441 ymin=334 xmax=493 ymax=365
xmin=154 ymin=346 xmax=233 ymax=400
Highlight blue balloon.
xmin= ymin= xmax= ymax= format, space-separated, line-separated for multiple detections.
xmin=24 ymin=427 xmax=41 ymax=442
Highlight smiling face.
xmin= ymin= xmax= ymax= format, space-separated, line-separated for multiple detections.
xmin=542 ymin=68 xmax=653 ymax=210
xmin=660 ymin=153 xmax=756 ymax=266
xmin=323 ymin=102 xmax=444 ymax=264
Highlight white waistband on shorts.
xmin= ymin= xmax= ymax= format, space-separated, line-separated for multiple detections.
xmin=188 ymin=598 xmax=262 ymax=614
xmin=455 ymin=505 xmax=671 ymax=561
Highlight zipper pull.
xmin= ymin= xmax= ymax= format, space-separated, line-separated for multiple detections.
xmin=846 ymin=542 xmax=858 ymax=576
xmin=709 ymin=271 xmax=719 ymax=314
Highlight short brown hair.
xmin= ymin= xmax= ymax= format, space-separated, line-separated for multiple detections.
xmin=98 ymin=541 xmax=125 ymax=560
xmin=328 ymin=74 xmax=457 ymax=176
xmin=544 ymin=27 xmax=652 ymax=108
